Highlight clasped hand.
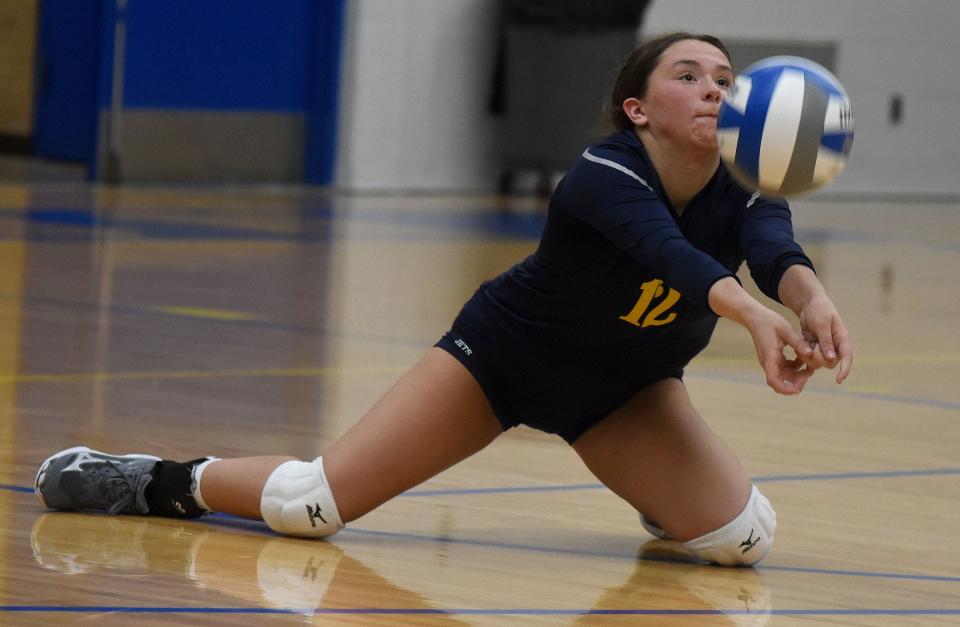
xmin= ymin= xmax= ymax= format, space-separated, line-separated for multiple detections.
xmin=747 ymin=297 xmax=853 ymax=395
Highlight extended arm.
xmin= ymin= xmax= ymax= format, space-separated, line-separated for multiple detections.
xmin=708 ymin=276 xmax=814 ymax=395
xmin=735 ymin=195 xmax=852 ymax=388
xmin=778 ymin=264 xmax=853 ymax=384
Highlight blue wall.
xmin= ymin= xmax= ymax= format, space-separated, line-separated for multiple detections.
xmin=34 ymin=0 xmax=104 ymax=168
xmin=122 ymin=0 xmax=346 ymax=183
xmin=305 ymin=0 xmax=346 ymax=184
xmin=123 ymin=0 xmax=315 ymax=111
xmin=38 ymin=0 xmax=345 ymax=183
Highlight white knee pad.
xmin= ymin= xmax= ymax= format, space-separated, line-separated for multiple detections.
xmin=260 ymin=458 xmax=344 ymax=538
xmin=682 ymin=485 xmax=776 ymax=567
xmin=640 ymin=514 xmax=669 ymax=539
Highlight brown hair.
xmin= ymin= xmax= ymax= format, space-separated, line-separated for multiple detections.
xmin=605 ymin=32 xmax=732 ymax=132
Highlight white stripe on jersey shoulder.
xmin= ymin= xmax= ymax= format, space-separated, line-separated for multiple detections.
xmin=582 ymin=149 xmax=652 ymax=191
xmin=746 ymin=191 xmax=761 ymax=208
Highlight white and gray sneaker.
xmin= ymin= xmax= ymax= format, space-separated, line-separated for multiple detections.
xmin=35 ymin=446 xmax=161 ymax=515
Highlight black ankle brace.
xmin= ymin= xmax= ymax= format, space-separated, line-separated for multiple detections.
xmin=143 ymin=459 xmax=207 ymax=519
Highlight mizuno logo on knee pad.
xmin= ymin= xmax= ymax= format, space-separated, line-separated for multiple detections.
xmin=306 ymin=502 xmax=327 ymax=527
xmin=681 ymin=487 xmax=776 ymax=566
xmin=739 ymin=527 xmax=761 ymax=554
xmin=261 ymin=458 xmax=344 ymax=537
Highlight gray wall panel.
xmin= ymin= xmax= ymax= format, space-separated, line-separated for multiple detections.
xmin=99 ymin=110 xmax=304 ymax=183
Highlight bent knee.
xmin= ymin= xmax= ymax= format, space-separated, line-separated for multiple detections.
xmin=682 ymin=485 xmax=777 ymax=566
xmin=260 ymin=458 xmax=344 ymax=538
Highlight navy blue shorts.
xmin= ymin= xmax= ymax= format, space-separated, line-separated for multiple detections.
xmin=435 ymin=321 xmax=682 ymax=444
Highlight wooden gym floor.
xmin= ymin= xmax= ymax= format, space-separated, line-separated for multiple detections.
xmin=0 ymin=182 xmax=957 ymax=624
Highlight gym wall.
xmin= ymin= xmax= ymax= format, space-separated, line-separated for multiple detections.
xmin=337 ymin=0 xmax=959 ymax=198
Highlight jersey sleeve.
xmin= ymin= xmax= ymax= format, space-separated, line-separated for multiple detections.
xmin=556 ymin=148 xmax=736 ymax=313
xmin=734 ymin=193 xmax=815 ymax=303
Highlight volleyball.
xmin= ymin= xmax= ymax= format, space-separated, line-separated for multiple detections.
xmin=717 ymin=56 xmax=854 ymax=196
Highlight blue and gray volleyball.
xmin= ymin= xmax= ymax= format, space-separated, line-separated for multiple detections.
xmin=717 ymin=56 xmax=853 ymax=196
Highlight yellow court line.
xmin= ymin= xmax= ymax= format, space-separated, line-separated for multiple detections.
xmin=0 ymin=238 xmax=26 ymax=607
xmin=0 ymin=366 xmax=408 ymax=385
xmin=155 ymin=306 xmax=263 ymax=321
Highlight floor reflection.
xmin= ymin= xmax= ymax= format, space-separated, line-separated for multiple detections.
xmin=578 ymin=539 xmax=771 ymax=625
xmin=31 ymin=513 xmax=468 ymax=623
xmin=31 ymin=512 xmax=775 ymax=623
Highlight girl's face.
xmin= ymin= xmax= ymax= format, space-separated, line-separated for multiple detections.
xmin=633 ymin=39 xmax=733 ymax=153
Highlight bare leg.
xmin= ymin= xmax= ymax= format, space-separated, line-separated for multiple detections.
xmin=572 ymin=378 xmax=752 ymax=542
xmin=322 ymin=348 xmax=503 ymax=522
xmin=201 ymin=456 xmax=296 ymax=519
xmin=200 ymin=348 xmax=503 ymax=522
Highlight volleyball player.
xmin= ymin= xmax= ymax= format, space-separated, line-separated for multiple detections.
xmin=36 ymin=32 xmax=852 ymax=566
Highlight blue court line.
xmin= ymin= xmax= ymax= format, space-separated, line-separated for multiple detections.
xmin=754 ymin=468 xmax=960 ymax=482
xmin=7 ymin=294 xmax=960 ymax=411
xmin=4 ymin=204 xmax=960 ymax=251
xmin=342 ymin=527 xmax=960 ymax=584
xmin=4 ymin=286 xmax=960 ymax=414
xmin=687 ymin=369 xmax=960 ymax=412
xmin=301 ymin=203 xmax=547 ymax=239
xmin=0 ymin=483 xmax=33 ymax=494
xmin=797 ymin=388 xmax=960 ymax=412
xmin=13 ymin=293 xmax=433 ymax=349
xmin=10 ymin=493 xmax=960 ymax=585
xmin=203 ymin=515 xmax=960 ymax=586
xmin=0 ymin=204 xmax=547 ymax=242
xmin=1 ymin=209 xmax=305 ymax=242
xmin=401 ymin=468 xmax=960 ymax=498
xmin=1 ymin=606 xmax=959 ymax=616
xmin=112 ymin=513 xmax=960 ymax=583
xmin=8 ymin=468 xmax=957 ymax=501
xmin=0 ymin=606 xmax=301 ymax=614
xmin=6 ymin=289 xmax=960 ymax=415
xmin=403 ymin=482 xmax=603 ymax=497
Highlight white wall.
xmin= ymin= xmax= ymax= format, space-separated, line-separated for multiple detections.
xmin=645 ymin=0 xmax=960 ymax=197
xmin=337 ymin=0 xmax=960 ymax=197
xmin=335 ymin=0 xmax=500 ymax=191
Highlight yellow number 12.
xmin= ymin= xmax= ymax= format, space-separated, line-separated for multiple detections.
xmin=618 ymin=279 xmax=680 ymax=328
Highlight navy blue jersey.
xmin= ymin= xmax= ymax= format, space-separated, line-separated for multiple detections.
xmin=443 ymin=129 xmax=813 ymax=441
xmin=458 ymin=129 xmax=812 ymax=374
